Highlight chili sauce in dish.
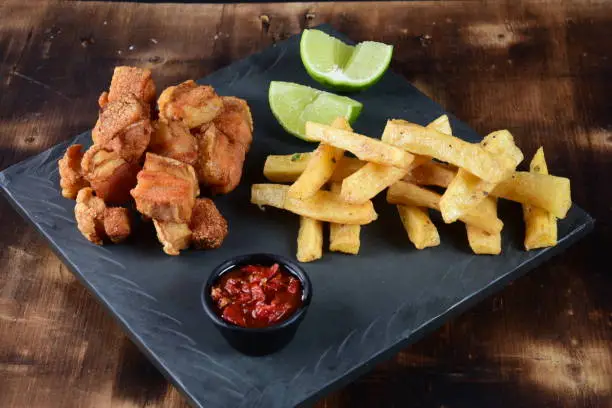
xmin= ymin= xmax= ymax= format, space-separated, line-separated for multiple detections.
xmin=210 ymin=263 xmax=302 ymax=328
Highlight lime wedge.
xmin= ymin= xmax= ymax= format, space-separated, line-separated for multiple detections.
xmin=269 ymin=81 xmax=362 ymax=141
xmin=300 ymin=29 xmax=393 ymax=91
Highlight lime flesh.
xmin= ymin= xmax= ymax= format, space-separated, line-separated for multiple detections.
xmin=300 ymin=29 xmax=393 ymax=91
xmin=269 ymin=81 xmax=362 ymax=141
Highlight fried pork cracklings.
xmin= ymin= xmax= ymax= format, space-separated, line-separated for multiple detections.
xmin=58 ymin=144 xmax=88 ymax=199
xmin=98 ymin=66 xmax=156 ymax=108
xmin=157 ymin=80 xmax=223 ymax=129
xmin=154 ymin=81 xmax=253 ymax=194
xmin=189 ymin=198 xmax=228 ymax=249
xmin=151 ymin=197 xmax=229 ymax=256
xmin=130 ymin=153 xmax=199 ymax=224
xmin=74 ymin=188 xmax=131 ymax=245
xmin=193 ymin=96 xmax=253 ymax=194
xmin=59 ymin=68 xmax=247 ymax=254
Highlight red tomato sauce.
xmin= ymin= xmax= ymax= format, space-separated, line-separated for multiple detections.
xmin=210 ymin=263 xmax=302 ymax=328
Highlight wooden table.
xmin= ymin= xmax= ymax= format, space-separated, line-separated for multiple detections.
xmin=1 ymin=1 xmax=610 ymax=407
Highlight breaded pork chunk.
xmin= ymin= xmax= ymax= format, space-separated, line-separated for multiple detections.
xmin=130 ymin=153 xmax=199 ymax=223
xmin=149 ymin=120 xmax=198 ymax=166
xmin=153 ymin=219 xmax=192 ymax=256
xmin=92 ymin=94 xmax=152 ymax=163
xmin=58 ymin=144 xmax=89 ymax=199
xmin=103 ymin=207 xmax=131 ymax=243
xmin=158 ymin=80 xmax=223 ymax=129
xmin=189 ymin=198 xmax=228 ymax=249
xmin=81 ymin=146 xmax=140 ymax=205
xmin=192 ymin=96 xmax=252 ymax=194
xmin=75 ymin=188 xmax=132 ymax=245
xmin=75 ymin=188 xmax=107 ymax=245
xmin=98 ymin=66 xmax=156 ymax=108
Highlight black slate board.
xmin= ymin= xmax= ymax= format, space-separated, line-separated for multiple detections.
xmin=0 ymin=25 xmax=594 ymax=408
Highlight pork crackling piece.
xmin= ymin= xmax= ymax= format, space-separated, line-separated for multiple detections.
xmin=130 ymin=153 xmax=199 ymax=223
xmin=157 ymin=80 xmax=223 ymax=129
xmin=189 ymin=198 xmax=228 ymax=249
xmin=98 ymin=66 xmax=156 ymax=108
xmin=58 ymin=144 xmax=89 ymax=199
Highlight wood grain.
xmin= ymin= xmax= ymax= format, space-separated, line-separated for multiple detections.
xmin=1 ymin=1 xmax=610 ymax=407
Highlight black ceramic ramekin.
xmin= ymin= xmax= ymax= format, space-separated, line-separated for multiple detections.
xmin=202 ymin=253 xmax=312 ymax=356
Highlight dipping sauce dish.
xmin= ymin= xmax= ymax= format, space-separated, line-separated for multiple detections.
xmin=202 ymin=253 xmax=312 ymax=355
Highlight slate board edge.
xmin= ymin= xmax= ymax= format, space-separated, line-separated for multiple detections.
xmin=296 ymin=212 xmax=595 ymax=407
xmin=0 ymin=180 xmax=208 ymax=408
